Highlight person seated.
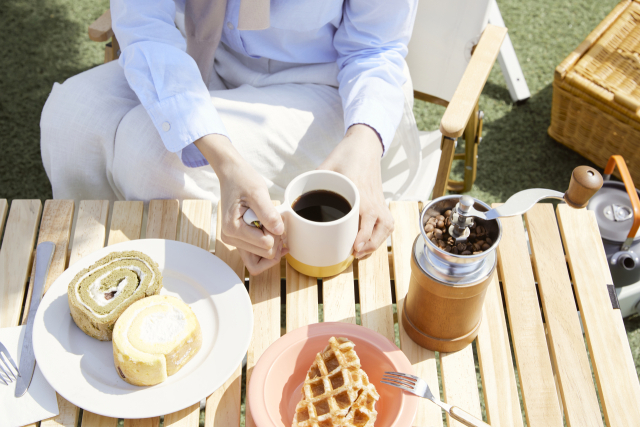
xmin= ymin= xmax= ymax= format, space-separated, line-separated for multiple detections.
xmin=40 ymin=0 xmax=419 ymax=275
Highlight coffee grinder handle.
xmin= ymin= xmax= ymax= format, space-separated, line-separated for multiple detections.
xmin=603 ymin=155 xmax=640 ymax=251
xmin=564 ymin=166 xmax=604 ymax=209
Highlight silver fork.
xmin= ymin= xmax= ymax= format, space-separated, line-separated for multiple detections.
xmin=0 ymin=341 xmax=20 ymax=386
xmin=382 ymin=371 xmax=490 ymax=427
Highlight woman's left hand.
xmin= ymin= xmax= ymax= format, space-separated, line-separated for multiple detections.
xmin=318 ymin=124 xmax=394 ymax=260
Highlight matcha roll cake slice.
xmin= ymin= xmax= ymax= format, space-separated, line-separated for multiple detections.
xmin=113 ymin=295 xmax=202 ymax=386
xmin=68 ymin=250 xmax=162 ymax=341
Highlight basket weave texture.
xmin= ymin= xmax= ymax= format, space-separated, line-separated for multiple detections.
xmin=549 ymin=0 xmax=640 ymax=184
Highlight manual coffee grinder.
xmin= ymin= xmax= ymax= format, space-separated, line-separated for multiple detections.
xmin=402 ymin=166 xmax=604 ymax=352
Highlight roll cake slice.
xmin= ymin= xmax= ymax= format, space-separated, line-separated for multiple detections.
xmin=112 ymin=295 xmax=202 ymax=386
xmin=68 ymin=250 xmax=162 ymax=341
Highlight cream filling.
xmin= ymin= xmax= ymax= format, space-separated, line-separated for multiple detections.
xmin=139 ymin=306 xmax=186 ymax=344
xmin=74 ymin=257 xmax=155 ymax=318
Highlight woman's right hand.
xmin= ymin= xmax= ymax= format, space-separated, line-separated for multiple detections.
xmin=195 ymin=134 xmax=287 ymax=275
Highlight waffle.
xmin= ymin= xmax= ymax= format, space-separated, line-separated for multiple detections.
xmin=293 ymin=337 xmax=379 ymax=427
xmin=343 ymin=380 xmax=379 ymax=427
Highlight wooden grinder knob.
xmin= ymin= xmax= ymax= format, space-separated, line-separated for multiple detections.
xmin=564 ymin=166 xmax=603 ymax=208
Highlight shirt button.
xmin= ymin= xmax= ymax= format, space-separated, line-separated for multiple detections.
xmin=162 ymin=122 xmax=171 ymax=132
xmin=227 ymin=21 xmax=234 ymax=30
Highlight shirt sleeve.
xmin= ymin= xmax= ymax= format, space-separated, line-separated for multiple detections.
xmin=111 ymin=0 xmax=228 ymax=167
xmin=333 ymin=0 xmax=418 ymax=155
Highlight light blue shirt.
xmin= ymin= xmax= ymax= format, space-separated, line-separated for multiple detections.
xmin=111 ymin=0 xmax=418 ymax=167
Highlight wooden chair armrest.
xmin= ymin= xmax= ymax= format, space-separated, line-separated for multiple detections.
xmin=89 ymin=9 xmax=113 ymax=42
xmin=439 ymin=24 xmax=507 ymax=139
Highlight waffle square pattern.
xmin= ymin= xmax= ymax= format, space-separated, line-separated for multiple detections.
xmin=293 ymin=337 xmax=379 ymax=427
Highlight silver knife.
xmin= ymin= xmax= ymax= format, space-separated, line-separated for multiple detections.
xmin=15 ymin=241 xmax=55 ymax=397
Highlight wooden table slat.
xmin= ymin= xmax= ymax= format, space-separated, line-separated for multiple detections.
xmin=80 ymin=412 xmax=117 ymax=427
xmin=245 ymin=251 xmax=281 ymax=427
xmin=164 ymin=200 xmax=214 ymax=427
xmin=21 ymin=200 xmax=77 ymax=427
xmin=557 ymin=204 xmax=640 ymax=426
xmin=0 ymin=199 xmax=8 ymax=237
xmin=179 ymin=200 xmax=212 ymax=250
xmin=123 ymin=417 xmax=160 ymax=427
xmin=389 ymin=201 xmax=443 ymax=427
xmin=163 ymin=406 xmax=201 ymax=427
xmin=146 ymin=200 xmax=179 ymax=240
xmin=204 ymin=204 xmax=245 ymax=427
xmin=357 ymin=244 xmax=394 ymax=342
xmin=525 ymin=204 xmax=603 ymax=426
xmin=120 ymin=200 xmax=180 ymax=427
xmin=322 ymin=263 xmax=356 ymax=324
xmin=107 ymin=201 xmax=143 ymax=246
xmin=24 ymin=200 xmax=74 ymax=318
xmin=69 ymin=201 xmax=109 ymax=266
xmin=494 ymin=205 xmax=563 ymax=427
xmin=80 ymin=201 xmax=143 ymax=427
xmin=440 ymin=346 xmax=483 ymax=427
xmin=0 ymin=200 xmax=41 ymax=328
xmin=476 ymin=274 xmax=524 ymax=427
xmin=286 ymin=263 xmax=318 ymax=332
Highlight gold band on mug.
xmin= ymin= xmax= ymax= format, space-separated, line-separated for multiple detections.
xmin=285 ymin=253 xmax=355 ymax=278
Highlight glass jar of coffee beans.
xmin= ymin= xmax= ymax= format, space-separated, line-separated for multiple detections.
xmin=424 ymin=209 xmax=493 ymax=255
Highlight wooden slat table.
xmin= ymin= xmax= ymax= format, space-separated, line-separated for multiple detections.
xmin=1 ymin=199 xmax=639 ymax=427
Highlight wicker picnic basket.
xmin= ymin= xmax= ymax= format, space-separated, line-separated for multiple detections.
xmin=549 ymin=0 xmax=640 ymax=184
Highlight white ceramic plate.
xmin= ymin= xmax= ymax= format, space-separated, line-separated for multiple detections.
xmin=32 ymin=239 xmax=252 ymax=419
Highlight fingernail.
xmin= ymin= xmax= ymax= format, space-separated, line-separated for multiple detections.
xmin=355 ymin=242 xmax=364 ymax=252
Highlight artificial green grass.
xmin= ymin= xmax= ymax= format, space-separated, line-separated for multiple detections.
xmin=1 ymin=0 xmax=638 ymax=421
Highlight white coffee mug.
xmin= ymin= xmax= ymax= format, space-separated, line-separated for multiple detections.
xmin=243 ymin=170 xmax=359 ymax=277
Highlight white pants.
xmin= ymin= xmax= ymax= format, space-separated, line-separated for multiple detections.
xmin=41 ymin=44 xmax=434 ymax=246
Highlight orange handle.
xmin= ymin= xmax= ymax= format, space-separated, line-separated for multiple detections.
xmin=604 ymin=155 xmax=640 ymax=240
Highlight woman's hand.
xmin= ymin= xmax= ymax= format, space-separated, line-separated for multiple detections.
xmin=195 ymin=134 xmax=287 ymax=275
xmin=318 ymin=124 xmax=394 ymax=260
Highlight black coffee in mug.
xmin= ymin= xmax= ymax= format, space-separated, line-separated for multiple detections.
xmin=292 ymin=190 xmax=352 ymax=222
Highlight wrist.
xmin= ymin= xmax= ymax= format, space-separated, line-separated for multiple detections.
xmin=345 ymin=124 xmax=383 ymax=158
xmin=194 ymin=134 xmax=243 ymax=182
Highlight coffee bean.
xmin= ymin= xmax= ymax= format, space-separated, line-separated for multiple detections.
xmin=424 ymin=205 xmax=494 ymax=256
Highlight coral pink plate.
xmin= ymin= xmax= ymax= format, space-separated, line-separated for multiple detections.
xmin=248 ymin=322 xmax=418 ymax=427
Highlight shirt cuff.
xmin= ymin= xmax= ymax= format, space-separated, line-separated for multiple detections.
xmin=145 ymin=91 xmax=230 ymax=168
xmin=343 ymin=96 xmax=398 ymax=157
